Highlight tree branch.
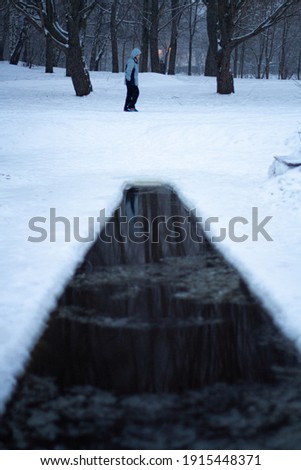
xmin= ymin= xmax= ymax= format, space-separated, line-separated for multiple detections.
xmin=10 ymin=0 xmax=68 ymax=50
xmin=79 ymin=0 xmax=97 ymax=19
xmin=10 ymin=0 xmax=43 ymax=32
xmin=231 ymin=0 xmax=301 ymax=48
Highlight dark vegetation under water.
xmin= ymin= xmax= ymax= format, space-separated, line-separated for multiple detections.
xmin=1 ymin=185 xmax=301 ymax=450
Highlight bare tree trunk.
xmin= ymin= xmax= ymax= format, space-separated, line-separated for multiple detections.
xmin=141 ymin=0 xmax=150 ymax=72
xmin=264 ymin=37 xmax=270 ymax=79
xmin=257 ymin=55 xmax=263 ymax=79
xmin=204 ymin=0 xmax=218 ymax=77
xmin=150 ymin=0 xmax=160 ymax=73
xmin=239 ymin=42 xmax=245 ymax=78
xmin=187 ymin=1 xmax=193 ymax=76
xmin=0 ymin=2 xmax=9 ymax=61
xmin=66 ymin=8 xmax=92 ymax=96
xmin=187 ymin=0 xmax=200 ymax=76
xmin=90 ymin=10 xmax=104 ymax=71
xmin=263 ymin=26 xmax=275 ymax=79
xmin=22 ymin=30 xmax=32 ymax=67
xmin=93 ymin=35 xmax=110 ymax=72
xmin=297 ymin=49 xmax=301 ymax=80
xmin=233 ymin=44 xmax=238 ymax=78
xmin=111 ymin=0 xmax=119 ymax=73
xmin=216 ymin=0 xmax=234 ymax=94
xmin=90 ymin=42 xmax=98 ymax=71
xmin=255 ymin=35 xmax=265 ymax=79
xmin=278 ymin=19 xmax=289 ymax=79
xmin=45 ymin=34 xmax=54 ymax=73
xmin=216 ymin=45 xmax=234 ymax=94
xmin=10 ymin=20 xmax=28 ymax=65
xmin=168 ymin=0 xmax=179 ymax=75
xmin=188 ymin=35 xmax=193 ymax=76
xmin=122 ymin=40 xmax=126 ymax=71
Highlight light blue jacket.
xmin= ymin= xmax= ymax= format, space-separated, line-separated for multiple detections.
xmin=125 ymin=48 xmax=141 ymax=86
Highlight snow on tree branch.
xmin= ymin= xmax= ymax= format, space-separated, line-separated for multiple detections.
xmin=231 ymin=0 xmax=301 ymax=48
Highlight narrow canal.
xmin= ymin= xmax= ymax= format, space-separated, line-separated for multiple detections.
xmin=1 ymin=185 xmax=301 ymax=449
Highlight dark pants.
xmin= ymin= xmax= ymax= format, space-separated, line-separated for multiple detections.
xmin=124 ymin=83 xmax=139 ymax=110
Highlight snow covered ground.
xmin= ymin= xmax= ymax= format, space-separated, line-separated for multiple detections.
xmin=0 ymin=62 xmax=301 ymax=414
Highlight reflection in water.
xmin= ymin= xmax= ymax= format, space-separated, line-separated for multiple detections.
xmin=26 ymin=185 xmax=298 ymax=393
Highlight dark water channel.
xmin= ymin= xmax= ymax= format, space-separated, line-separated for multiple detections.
xmin=1 ymin=184 xmax=301 ymax=449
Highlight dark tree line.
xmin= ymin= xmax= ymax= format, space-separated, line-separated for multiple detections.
xmin=0 ymin=0 xmax=300 ymax=96
xmin=7 ymin=0 xmax=95 ymax=96
xmin=205 ymin=0 xmax=301 ymax=94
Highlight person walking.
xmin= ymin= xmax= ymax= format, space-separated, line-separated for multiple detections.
xmin=124 ymin=48 xmax=141 ymax=112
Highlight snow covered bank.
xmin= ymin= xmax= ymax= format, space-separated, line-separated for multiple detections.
xmin=0 ymin=62 xmax=301 ymax=413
